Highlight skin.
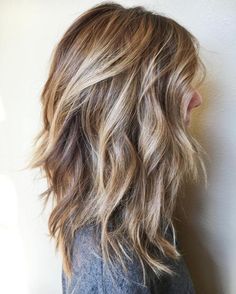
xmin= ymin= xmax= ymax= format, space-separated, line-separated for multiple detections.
xmin=184 ymin=89 xmax=202 ymax=126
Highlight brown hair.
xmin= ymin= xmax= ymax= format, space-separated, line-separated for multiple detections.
xmin=28 ymin=1 xmax=207 ymax=285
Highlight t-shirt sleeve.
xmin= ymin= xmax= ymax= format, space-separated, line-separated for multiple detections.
xmin=62 ymin=224 xmax=151 ymax=294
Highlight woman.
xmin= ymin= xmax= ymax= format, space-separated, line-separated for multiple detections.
xmin=29 ymin=2 xmax=207 ymax=293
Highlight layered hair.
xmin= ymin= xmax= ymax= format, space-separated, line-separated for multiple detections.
xmin=29 ymin=1 xmax=207 ymax=285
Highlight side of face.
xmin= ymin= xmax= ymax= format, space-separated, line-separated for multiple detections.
xmin=184 ymin=89 xmax=203 ymax=126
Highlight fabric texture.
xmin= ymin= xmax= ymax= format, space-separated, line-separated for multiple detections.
xmin=61 ymin=224 xmax=195 ymax=294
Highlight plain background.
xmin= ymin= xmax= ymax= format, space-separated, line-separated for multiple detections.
xmin=0 ymin=1 xmax=235 ymax=293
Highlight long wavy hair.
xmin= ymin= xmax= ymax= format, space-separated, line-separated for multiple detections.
xmin=28 ymin=1 xmax=207 ymax=285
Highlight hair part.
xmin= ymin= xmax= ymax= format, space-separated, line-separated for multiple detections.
xmin=28 ymin=1 xmax=207 ymax=286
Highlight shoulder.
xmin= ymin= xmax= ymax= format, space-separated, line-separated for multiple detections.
xmin=62 ymin=224 xmax=103 ymax=293
xmin=62 ymin=224 xmax=151 ymax=294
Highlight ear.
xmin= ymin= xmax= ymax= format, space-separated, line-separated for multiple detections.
xmin=187 ymin=90 xmax=202 ymax=111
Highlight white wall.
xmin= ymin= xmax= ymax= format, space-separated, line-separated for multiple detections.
xmin=0 ymin=1 xmax=235 ymax=293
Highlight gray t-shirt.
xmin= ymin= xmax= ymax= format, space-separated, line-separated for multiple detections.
xmin=62 ymin=224 xmax=195 ymax=293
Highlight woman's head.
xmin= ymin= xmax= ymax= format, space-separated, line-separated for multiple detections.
xmin=30 ymin=1 xmax=206 ymax=283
